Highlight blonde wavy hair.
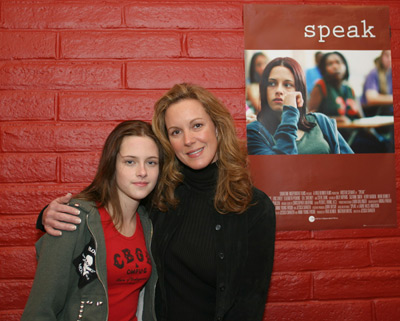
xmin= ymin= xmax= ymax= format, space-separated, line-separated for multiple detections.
xmin=152 ymin=83 xmax=253 ymax=214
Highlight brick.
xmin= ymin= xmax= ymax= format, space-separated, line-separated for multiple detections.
xmin=0 ymin=31 xmax=56 ymax=59
xmin=374 ymin=298 xmax=400 ymax=321
xmin=0 ymin=215 xmax=43 ymax=246
xmin=235 ymin=120 xmax=246 ymax=140
xmin=0 ymin=280 xmax=32 ymax=310
xmin=0 ymin=91 xmax=55 ymax=121
xmin=0 ymin=185 xmax=84 ymax=214
xmin=314 ymin=269 xmax=400 ymax=300
xmin=0 ymin=62 xmax=122 ymax=90
xmin=1 ymin=123 xmax=116 ymax=152
xmin=0 ymin=154 xmax=57 ymax=183
xmin=275 ymin=231 xmax=312 ymax=240
xmin=125 ymin=4 xmax=242 ymax=29
xmin=61 ymin=153 xmax=99 ymax=183
xmin=211 ymin=89 xmax=246 ymax=120
xmin=1 ymin=124 xmax=56 ymax=152
xmin=61 ymin=31 xmax=181 ymax=59
xmin=274 ymin=240 xmax=370 ymax=272
xmin=263 ymin=300 xmax=372 ymax=321
xmin=0 ymin=310 xmax=22 ymax=321
xmin=0 ymin=247 xmax=36 ymax=279
xmin=126 ymin=60 xmax=244 ymax=89
xmin=59 ymin=91 xmax=160 ymax=121
xmin=370 ymin=238 xmax=400 ymax=266
xmin=313 ymin=228 xmax=400 ymax=240
xmin=2 ymin=3 xmax=122 ymax=29
xmin=54 ymin=123 xmax=117 ymax=152
xmin=187 ymin=32 xmax=244 ymax=59
xmin=267 ymin=272 xmax=311 ymax=302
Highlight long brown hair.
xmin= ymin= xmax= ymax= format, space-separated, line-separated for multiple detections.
xmin=152 ymin=83 xmax=253 ymax=214
xmin=259 ymin=57 xmax=316 ymax=134
xmin=75 ymin=120 xmax=163 ymax=230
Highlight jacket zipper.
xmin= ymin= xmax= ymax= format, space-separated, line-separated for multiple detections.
xmin=86 ymin=213 xmax=109 ymax=321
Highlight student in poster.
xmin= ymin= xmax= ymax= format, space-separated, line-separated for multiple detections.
xmin=246 ymin=56 xmax=353 ymax=155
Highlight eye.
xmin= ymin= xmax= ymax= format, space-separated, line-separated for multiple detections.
xmin=125 ymin=160 xmax=135 ymax=166
xmin=267 ymin=80 xmax=276 ymax=87
xmin=193 ymin=123 xmax=203 ymax=130
xmin=284 ymin=83 xmax=295 ymax=88
xmin=147 ymin=160 xmax=159 ymax=167
xmin=169 ymin=129 xmax=181 ymax=136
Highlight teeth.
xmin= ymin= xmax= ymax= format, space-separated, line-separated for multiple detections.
xmin=188 ymin=147 xmax=203 ymax=155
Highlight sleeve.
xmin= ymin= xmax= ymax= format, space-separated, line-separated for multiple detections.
xmin=337 ymin=130 xmax=354 ymax=154
xmin=247 ymin=106 xmax=300 ymax=155
xmin=36 ymin=205 xmax=48 ymax=231
xmin=225 ymin=192 xmax=276 ymax=321
xmin=21 ymin=226 xmax=80 ymax=320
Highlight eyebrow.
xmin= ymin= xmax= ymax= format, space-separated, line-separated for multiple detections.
xmin=119 ymin=154 xmax=159 ymax=159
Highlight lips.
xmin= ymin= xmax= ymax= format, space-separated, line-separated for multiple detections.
xmin=186 ymin=147 xmax=204 ymax=157
xmin=133 ymin=182 xmax=148 ymax=187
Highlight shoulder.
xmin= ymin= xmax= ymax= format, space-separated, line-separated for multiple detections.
xmin=247 ymin=120 xmax=263 ymax=131
xmin=252 ymin=187 xmax=274 ymax=208
xmin=247 ymin=188 xmax=275 ymax=219
xmin=310 ymin=112 xmax=333 ymax=125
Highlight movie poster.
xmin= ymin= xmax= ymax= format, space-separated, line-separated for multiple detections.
xmin=244 ymin=5 xmax=397 ymax=230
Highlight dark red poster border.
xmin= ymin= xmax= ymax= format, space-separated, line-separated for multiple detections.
xmin=244 ymin=4 xmax=397 ymax=230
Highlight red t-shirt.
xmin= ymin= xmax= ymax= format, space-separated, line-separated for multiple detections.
xmin=98 ymin=207 xmax=152 ymax=321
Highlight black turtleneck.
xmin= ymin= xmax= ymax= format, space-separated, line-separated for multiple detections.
xmin=164 ymin=162 xmax=219 ymax=321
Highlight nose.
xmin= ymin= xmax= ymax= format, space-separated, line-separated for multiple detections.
xmin=276 ymin=83 xmax=284 ymax=95
xmin=136 ymin=163 xmax=147 ymax=178
xmin=183 ymin=131 xmax=195 ymax=146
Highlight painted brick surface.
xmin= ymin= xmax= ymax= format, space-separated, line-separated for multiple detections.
xmin=274 ymin=240 xmax=370 ymax=271
xmin=0 ymin=62 xmax=122 ymax=90
xmin=187 ymin=32 xmax=244 ymax=58
xmin=61 ymin=153 xmax=99 ymax=183
xmin=374 ymin=298 xmax=400 ymax=321
xmin=60 ymin=31 xmax=182 ymax=59
xmin=0 ymin=91 xmax=55 ymax=121
xmin=125 ymin=4 xmax=242 ymax=29
xmin=2 ymin=3 xmax=122 ymax=29
xmin=0 ymin=154 xmax=57 ymax=183
xmin=314 ymin=269 xmax=400 ymax=299
xmin=59 ymin=92 xmax=159 ymax=121
xmin=126 ymin=60 xmax=244 ymax=89
xmin=263 ymin=301 xmax=372 ymax=321
xmin=0 ymin=31 xmax=56 ymax=59
xmin=1 ymin=0 xmax=400 ymax=320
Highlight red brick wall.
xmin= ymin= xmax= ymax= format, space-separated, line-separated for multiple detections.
xmin=0 ymin=1 xmax=399 ymax=320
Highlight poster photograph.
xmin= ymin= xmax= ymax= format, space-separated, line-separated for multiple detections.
xmin=244 ymin=5 xmax=397 ymax=230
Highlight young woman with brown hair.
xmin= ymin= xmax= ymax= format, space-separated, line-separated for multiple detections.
xmin=37 ymin=83 xmax=276 ymax=321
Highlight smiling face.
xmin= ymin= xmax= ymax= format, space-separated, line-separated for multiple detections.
xmin=266 ymin=65 xmax=296 ymax=112
xmin=165 ymin=98 xmax=218 ymax=170
xmin=115 ymin=135 xmax=159 ymax=207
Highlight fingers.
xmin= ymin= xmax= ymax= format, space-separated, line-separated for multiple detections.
xmin=283 ymin=91 xmax=303 ymax=108
xmin=58 ymin=192 xmax=73 ymax=204
xmin=42 ymin=193 xmax=82 ymax=235
xmin=296 ymin=92 xmax=304 ymax=108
